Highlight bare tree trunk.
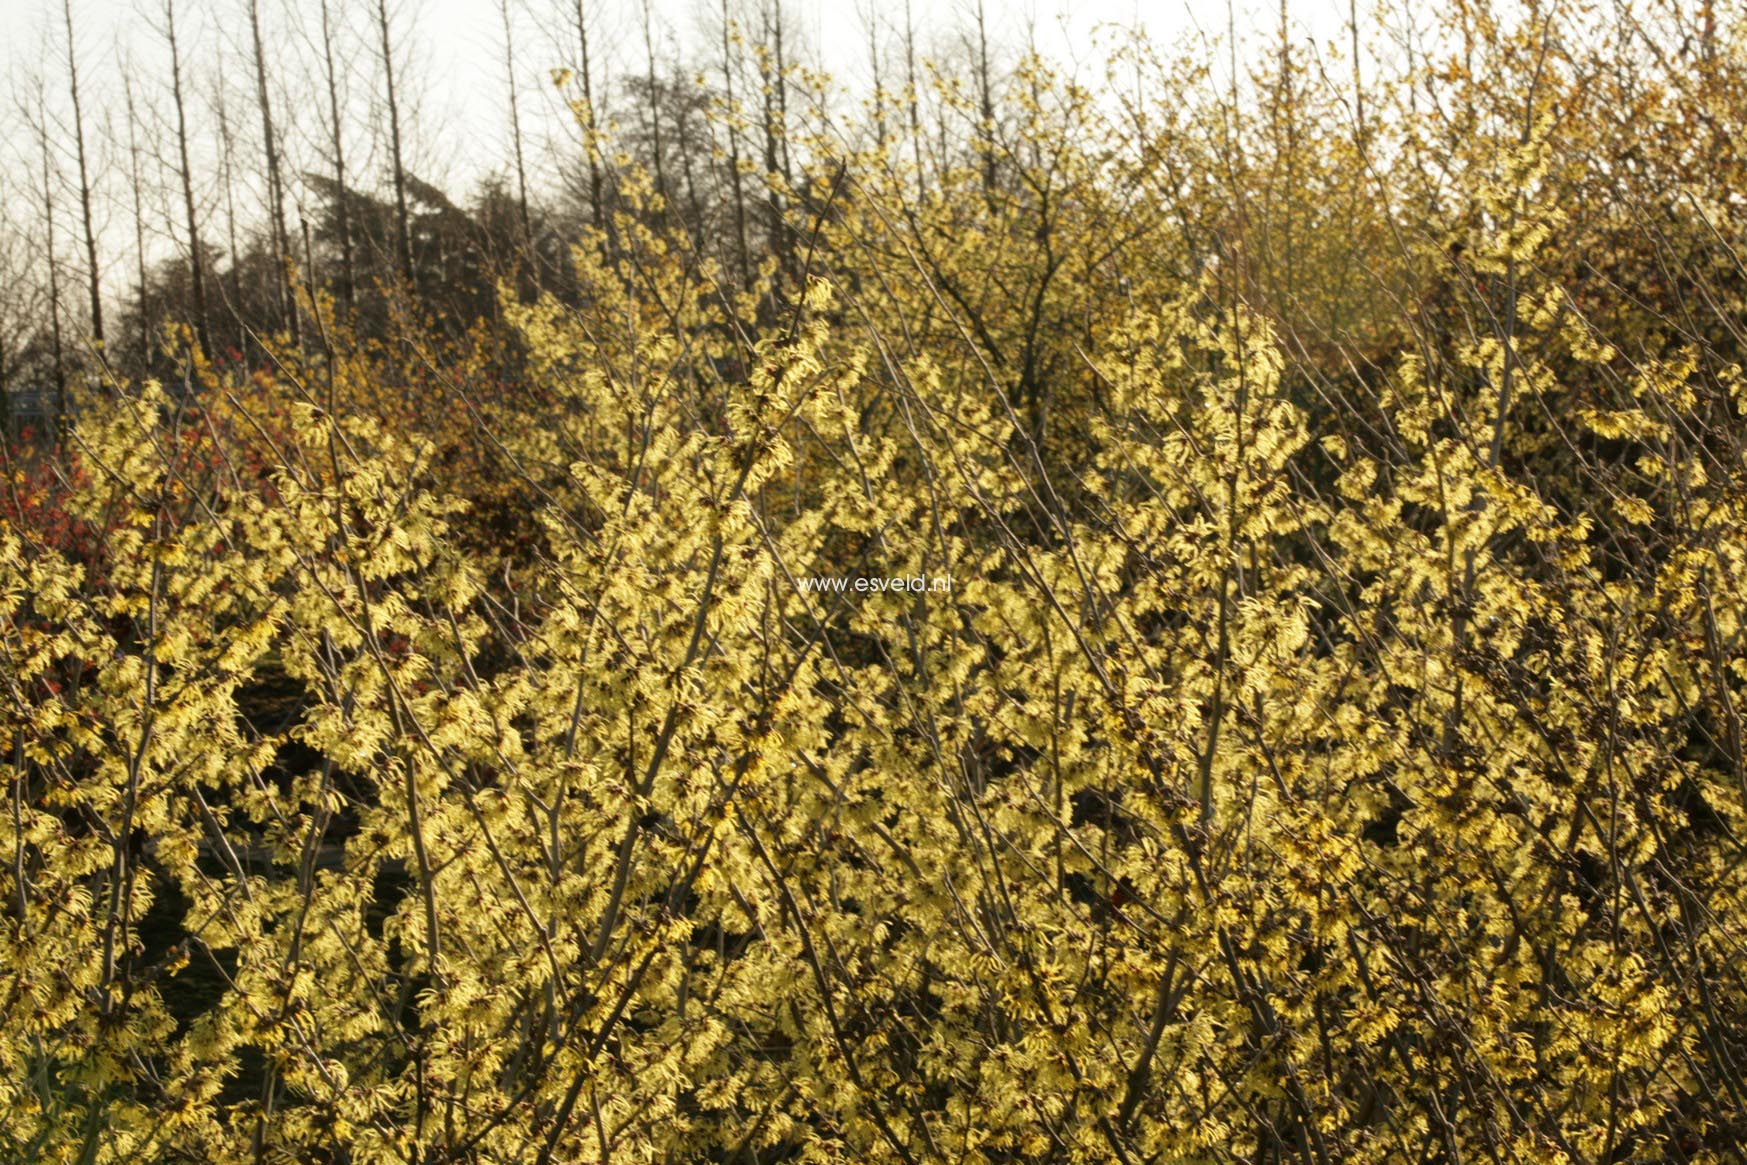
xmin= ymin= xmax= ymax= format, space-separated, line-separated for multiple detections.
xmin=500 ymin=0 xmax=536 ymax=278
xmin=35 ymin=88 xmax=69 ymax=431
xmin=719 ymin=0 xmax=750 ymax=289
xmin=62 ymin=0 xmax=104 ymax=350
xmin=318 ymin=0 xmax=357 ymax=308
xmin=1349 ymin=0 xmax=1365 ymax=144
xmin=373 ymin=0 xmax=415 ymax=288
xmin=214 ymin=48 xmax=246 ymax=359
xmin=759 ymin=0 xmax=794 ymax=285
xmin=671 ymin=62 xmax=706 ymax=253
xmin=122 ymin=67 xmax=153 ymax=373
xmin=640 ymin=0 xmax=669 ymax=213
xmin=1276 ymin=0 xmax=1296 ymax=299
xmin=758 ymin=2 xmax=783 ymax=269
xmin=164 ymin=0 xmax=213 ymax=358
xmin=770 ymin=0 xmax=793 ymax=185
xmin=0 ymin=193 xmax=29 ymax=404
xmin=573 ymin=0 xmax=606 ymax=238
xmin=904 ymin=0 xmax=924 ymax=195
xmin=250 ymin=0 xmax=300 ymax=348
xmin=974 ymin=0 xmax=997 ymax=201
xmin=864 ymin=3 xmax=887 ymax=151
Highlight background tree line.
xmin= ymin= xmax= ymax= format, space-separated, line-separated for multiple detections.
xmin=0 ymin=0 xmax=1048 ymax=415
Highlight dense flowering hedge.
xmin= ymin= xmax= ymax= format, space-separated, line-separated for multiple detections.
xmin=6 ymin=10 xmax=1747 ymax=1163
